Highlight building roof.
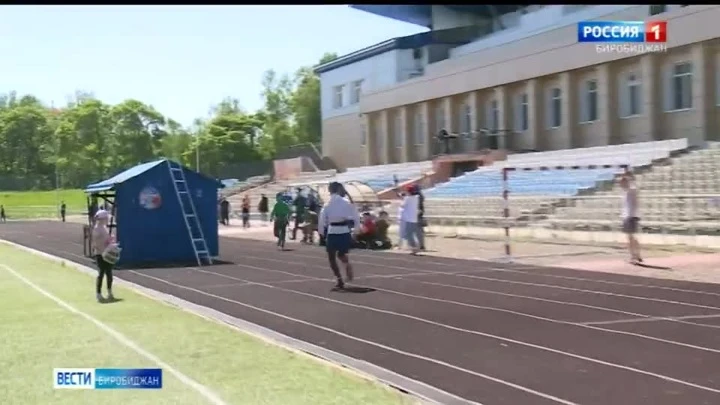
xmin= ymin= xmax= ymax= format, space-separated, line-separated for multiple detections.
xmin=314 ymin=28 xmax=478 ymax=75
xmin=350 ymin=5 xmax=530 ymax=29
xmin=84 ymin=159 xmax=223 ymax=193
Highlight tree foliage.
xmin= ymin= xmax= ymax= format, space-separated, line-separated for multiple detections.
xmin=0 ymin=53 xmax=338 ymax=190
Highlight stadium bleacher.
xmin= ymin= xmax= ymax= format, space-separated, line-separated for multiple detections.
xmin=220 ymin=175 xmax=271 ymax=198
xmin=333 ymin=161 xmax=433 ymax=191
xmin=549 ymin=143 xmax=720 ymax=232
xmin=418 ymin=139 xmax=720 ymax=233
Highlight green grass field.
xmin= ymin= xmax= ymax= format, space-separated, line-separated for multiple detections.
xmin=0 ymin=244 xmax=415 ymax=405
xmin=0 ymin=190 xmax=87 ymax=219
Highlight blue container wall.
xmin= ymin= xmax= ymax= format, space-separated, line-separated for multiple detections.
xmin=114 ymin=163 xmax=219 ymax=266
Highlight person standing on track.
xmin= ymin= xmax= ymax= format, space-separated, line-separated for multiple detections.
xmin=241 ymin=195 xmax=251 ymax=228
xmin=318 ymin=182 xmax=360 ymax=291
xmin=60 ymin=201 xmax=66 ymax=222
xmin=91 ymin=209 xmax=116 ymax=302
xmin=0 ymin=205 xmax=5 ymax=223
xmin=270 ymin=193 xmax=291 ymax=250
xmin=258 ymin=194 xmax=269 ymax=222
xmin=413 ymin=185 xmax=426 ymax=250
xmin=400 ymin=186 xmax=421 ymax=255
xmin=291 ymin=188 xmax=307 ymax=240
xmin=620 ymin=172 xmax=643 ymax=264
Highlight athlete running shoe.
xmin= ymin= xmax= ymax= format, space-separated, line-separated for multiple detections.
xmin=331 ymin=279 xmax=345 ymax=291
xmin=96 ymin=293 xmax=103 ymax=302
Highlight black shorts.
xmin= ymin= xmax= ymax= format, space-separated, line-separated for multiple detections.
xmin=326 ymin=233 xmax=351 ymax=256
xmin=622 ymin=217 xmax=640 ymax=234
xmin=95 ymin=255 xmax=114 ymax=273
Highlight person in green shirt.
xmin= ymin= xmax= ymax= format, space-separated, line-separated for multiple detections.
xmin=270 ymin=193 xmax=291 ymax=250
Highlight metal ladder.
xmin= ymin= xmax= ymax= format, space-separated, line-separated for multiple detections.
xmin=167 ymin=160 xmax=212 ymax=266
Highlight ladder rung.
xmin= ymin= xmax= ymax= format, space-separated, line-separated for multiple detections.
xmin=185 ymin=214 xmax=196 ymax=218
xmin=171 ymin=168 xmax=183 ymax=172
xmin=179 ymin=191 xmax=188 ymax=194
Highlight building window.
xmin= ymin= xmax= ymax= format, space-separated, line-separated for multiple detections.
xmin=548 ymin=87 xmax=562 ymax=128
xmin=350 ymin=80 xmax=363 ymax=105
xmin=394 ymin=114 xmax=403 ymax=148
xmin=459 ymin=104 xmax=471 ymax=135
xmin=374 ymin=120 xmax=383 ymax=157
xmin=649 ymin=5 xmax=667 ymax=16
xmin=668 ymin=62 xmax=692 ymax=111
xmin=488 ymin=100 xmax=499 ymax=131
xmin=621 ymin=73 xmax=642 ymax=117
xmin=581 ymin=80 xmax=598 ymax=123
xmin=333 ymin=85 xmax=344 ymax=109
xmin=514 ymin=93 xmax=529 ymax=132
xmin=435 ymin=104 xmax=445 ymax=134
xmin=360 ymin=123 xmax=367 ymax=146
xmin=414 ymin=111 xmax=424 ymax=145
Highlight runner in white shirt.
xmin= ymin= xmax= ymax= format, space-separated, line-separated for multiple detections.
xmin=619 ymin=173 xmax=643 ymax=263
xmin=400 ymin=190 xmax=421 ymax=255
xmin=318 ymin=182 xmax=361 ymax=291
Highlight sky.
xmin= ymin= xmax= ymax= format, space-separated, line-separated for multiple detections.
xmin=0 ymin=5 xmax=426 ymax=126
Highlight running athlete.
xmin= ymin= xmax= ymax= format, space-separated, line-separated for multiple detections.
xmin=270 ymin=193 xmax=291 ymax=250
xmin=620 ymin=173 xmax=643 ymax=264
xmin=318 ymin=182 xmax=360 ymax=291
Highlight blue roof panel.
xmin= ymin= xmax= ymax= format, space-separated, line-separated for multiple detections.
xmin=84 ymin=159 xmax=167 ymax=193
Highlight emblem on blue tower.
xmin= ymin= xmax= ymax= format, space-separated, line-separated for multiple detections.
xmin=139 ymin=186 xmax=162 ymax=210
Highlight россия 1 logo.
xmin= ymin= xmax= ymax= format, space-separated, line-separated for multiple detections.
xmin=577 ymin=21 xmax=668 ymax=55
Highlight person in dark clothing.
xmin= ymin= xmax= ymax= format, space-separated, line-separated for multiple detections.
xmin=0 ymin=205 xmax=6 ymax=223
xmin=88 ymin=196 xmax=99 ymax=224
xmin=415 ymin=186 xmax=426 ymax=250
xmin=241 ymin=195 xmax=250 ymax=228
xmin=60 ymin=201 xmax=67 ymax=222
xmin=258 ymin=194 xmax=269 ymax=222
xmin=220 ymin=199 xmax=230 ymax=226
xmin=291 ymin=188 xmax=307 ymax=240
xmin=307 ymin=191 xmax=319 ymax=213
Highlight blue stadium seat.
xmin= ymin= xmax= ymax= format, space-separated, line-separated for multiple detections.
xmin=425 ymin=168 xmax=618 ymax=198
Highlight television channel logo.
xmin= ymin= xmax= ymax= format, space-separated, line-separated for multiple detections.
xmin=54 ymin=368 xmax=163 ymax=390
xmin=577 ymin=21 xmax=667 ymax=43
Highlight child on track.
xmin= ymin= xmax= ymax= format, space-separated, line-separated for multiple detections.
xmin=270 ymin=193 xmax=291 ymax=250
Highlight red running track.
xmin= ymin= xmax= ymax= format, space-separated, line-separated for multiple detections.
xmin=2 ymin=221 xmax=720 ymax=405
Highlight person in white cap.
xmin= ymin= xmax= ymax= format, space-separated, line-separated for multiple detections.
xmin=92 ymin=209 xmax=115 ymax=302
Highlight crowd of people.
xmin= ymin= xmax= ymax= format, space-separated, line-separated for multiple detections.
xmin=217 ymin=183 xmax=427 ymax=254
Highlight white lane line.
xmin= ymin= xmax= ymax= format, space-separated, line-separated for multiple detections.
xmin=0 ymin=263 xmax=228 ymax=405
xmin=144 ymin=266 xmax=720 ymax=396
xmin=582 ymin=313 xmax=720 ymax=327
xmin=188 ymin=263 xmax=720 ymax=356
xmin=227 ymin=252 xmax=720 ymax=331
xmin=238 ymin=245 xmax=720 ymax=300
xmin=1 ymin=239 xmax=480 ymax=405
xmin=129 ymin=270 xmax=578 ymax=405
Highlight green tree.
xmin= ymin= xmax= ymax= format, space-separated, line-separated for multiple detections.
xmin=290 ymin=52 xmax=337 ymax=145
